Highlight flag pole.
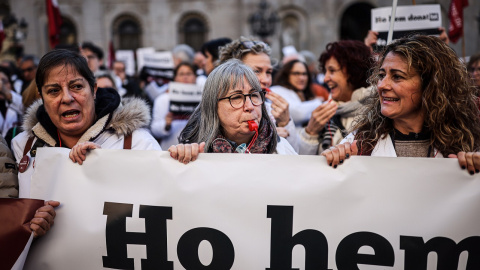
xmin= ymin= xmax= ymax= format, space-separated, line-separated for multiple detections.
xmin=387 ymin=0 xmax=398 ymax=44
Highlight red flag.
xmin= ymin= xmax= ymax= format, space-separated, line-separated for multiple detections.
xmin=0 ymin=198 xmax=45 ymax=270
xmin=108 ymin=40 xmax=115 ymax=69
xmin=448 ymin=0 xmax=468 ymax=43
xmin=46 ymin=0 xmax=63 ymax=49
xmin=0 ymin=20 xmax=5 ymax=51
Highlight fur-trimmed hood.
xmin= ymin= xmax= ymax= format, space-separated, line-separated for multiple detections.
xmin=22 ymin=90 xmax=151 ymax=146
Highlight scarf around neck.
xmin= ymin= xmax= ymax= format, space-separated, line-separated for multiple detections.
xmin=211 ymin=121 xmax=273 ymax=153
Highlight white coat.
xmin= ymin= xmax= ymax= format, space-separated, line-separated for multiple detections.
xmin=12 ymin=96 xmax=161 ymax=198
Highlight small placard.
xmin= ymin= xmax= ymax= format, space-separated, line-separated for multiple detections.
xmin=371 ymin=4 xmax=442 ymax=46
xmin=168 ymin=82 xmax=202 ymax=117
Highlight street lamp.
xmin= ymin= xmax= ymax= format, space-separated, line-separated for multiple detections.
xmin=248 ymin=0 xmax=279 ymax=41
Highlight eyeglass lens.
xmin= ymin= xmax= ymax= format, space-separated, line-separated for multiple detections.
xmin=230 ymin=92 xmax=264 ymax=108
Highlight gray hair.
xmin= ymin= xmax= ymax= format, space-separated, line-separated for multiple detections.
xmin=172 ymin=44 xmax=195 ymax=64
xmin=299 ymin=50 xmax=317 ymax=66
xmin=179 ymin=59 xmax=278 ymax=153
xmin=219 ymin=36 xmax=272 ymax=64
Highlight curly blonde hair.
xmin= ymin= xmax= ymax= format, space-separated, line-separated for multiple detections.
xmin=353 ymin=35 xmax=480 ymax=156
xmin=218 ymin=36 xmax=272 ymax=64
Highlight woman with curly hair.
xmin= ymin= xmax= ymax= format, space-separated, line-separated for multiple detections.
xmin=298 ymin=40 xmax=374 ymax=154
xmin=322 ymin=35 xmax=480 ymax=173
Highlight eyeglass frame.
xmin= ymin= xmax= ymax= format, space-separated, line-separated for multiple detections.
xmin=217 ymin=90 xmax=266 ymax=108
xmin=290 ymin=71 xmax=309 ymax=77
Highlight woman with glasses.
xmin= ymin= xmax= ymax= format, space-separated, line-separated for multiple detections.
xmin=298 ymin=40 xmax=374 ymax=155
xmin=151 ymin=62 xmax=198 ymax=150
xmin=271 ymin=59 xmax=323 ymax=130
xmin=169 ymin=59 xmax=297 ymax=164
xmin=219 ymin=37 xmax=299 ymax=151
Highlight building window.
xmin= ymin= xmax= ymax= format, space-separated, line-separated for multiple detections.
xmin=179 ymin=14 xmax=207 ymax=51
xmin=59 ymin=17 xmax=77 ymax=45
xmin=280 ymin=14 xmax=300 ymax=53
xmin=340 ymin=3 xmax=374 ymax=41
xmin=113 ymin=15 xmax=141 ymax=50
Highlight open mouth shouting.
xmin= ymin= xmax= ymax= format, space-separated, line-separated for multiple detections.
xmin=62 ymin=110 xmax=80 ymax=119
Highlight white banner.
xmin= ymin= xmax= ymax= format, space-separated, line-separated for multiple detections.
xmin=24 ymin=148 xmax=480 ymax=270
xmin=371 ymin=4 xmax=442 ymax=46
xmin=115 ymin=50 xmax=136 ymax=76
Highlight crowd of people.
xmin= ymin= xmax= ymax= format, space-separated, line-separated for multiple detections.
xmin=0 ymin=32 xmax=480 ymax=239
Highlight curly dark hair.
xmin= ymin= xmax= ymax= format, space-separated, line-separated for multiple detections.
xmin=319 ymin=40 xmax=373 ymax=90
xmin=273 ymin=59 xmax=314 ymax=100
xmin=352 ymin=35 xmax=480 ymax=156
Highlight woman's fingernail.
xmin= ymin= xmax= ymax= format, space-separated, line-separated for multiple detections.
xmin=476 ymin=169 xmax=479 ymax=173
xmin=333 ymin=164 xmax=337 ymax=168
xmin=470 ymin=171 xmax=474 ymax=175
xmin=340 ymin=160 xmax=343 ymax=164
xmin=329 ymin=163 xmax=332 ymax=167
xmin=346 ymin=154 xmax=350 ymax=158
xmin=461 ymin=166 xmax=466 ymax=170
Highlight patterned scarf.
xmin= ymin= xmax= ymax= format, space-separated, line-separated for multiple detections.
xmin=211 ymin=121 xmax=273 ymax=153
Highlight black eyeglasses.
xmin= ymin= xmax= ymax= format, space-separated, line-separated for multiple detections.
xmin=218 ymin=90 xmax=265 ymax=109
xmin=241 ymin=40 xmax=268 ymax=50
xmin=290 ymin=72 xmax=308 ymax=77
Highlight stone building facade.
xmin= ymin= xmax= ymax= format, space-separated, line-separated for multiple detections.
xmin=6 ymin=0 xmax=480 ymax=63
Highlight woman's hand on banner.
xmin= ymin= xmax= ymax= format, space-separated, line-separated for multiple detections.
xmin=321 ymin=140 xmax=358 ymax=168
xmin=69 ymin=142 xmax=102 ymax=165
xmin=168 ymin=142 xmax=205 ymax=164
xmin=449 ymin=152 xmax=480 ymax=175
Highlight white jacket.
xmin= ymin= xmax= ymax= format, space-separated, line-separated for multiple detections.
xmin=270 ymin=85 xmax=322 ymax=127
xmin=12 ymin=95 xmax=161 ymax=198
xmin=150 ymin=92 xmax=188 ymax=150
xmin=274 ymin=137 xmax=298 ymax=155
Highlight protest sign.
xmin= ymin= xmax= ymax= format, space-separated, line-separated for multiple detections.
xmin=371 ymin=4 xmax=442 ymax=47
xmin=168 ymin=82 xmax=202 ymax=117
xmin=23 ymin=148 xmax=480 ymax=269
xmin=135 ymin=47 xmax=155 ymax=73
xmin=115 ymin=50 xmax=136 ymax=76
